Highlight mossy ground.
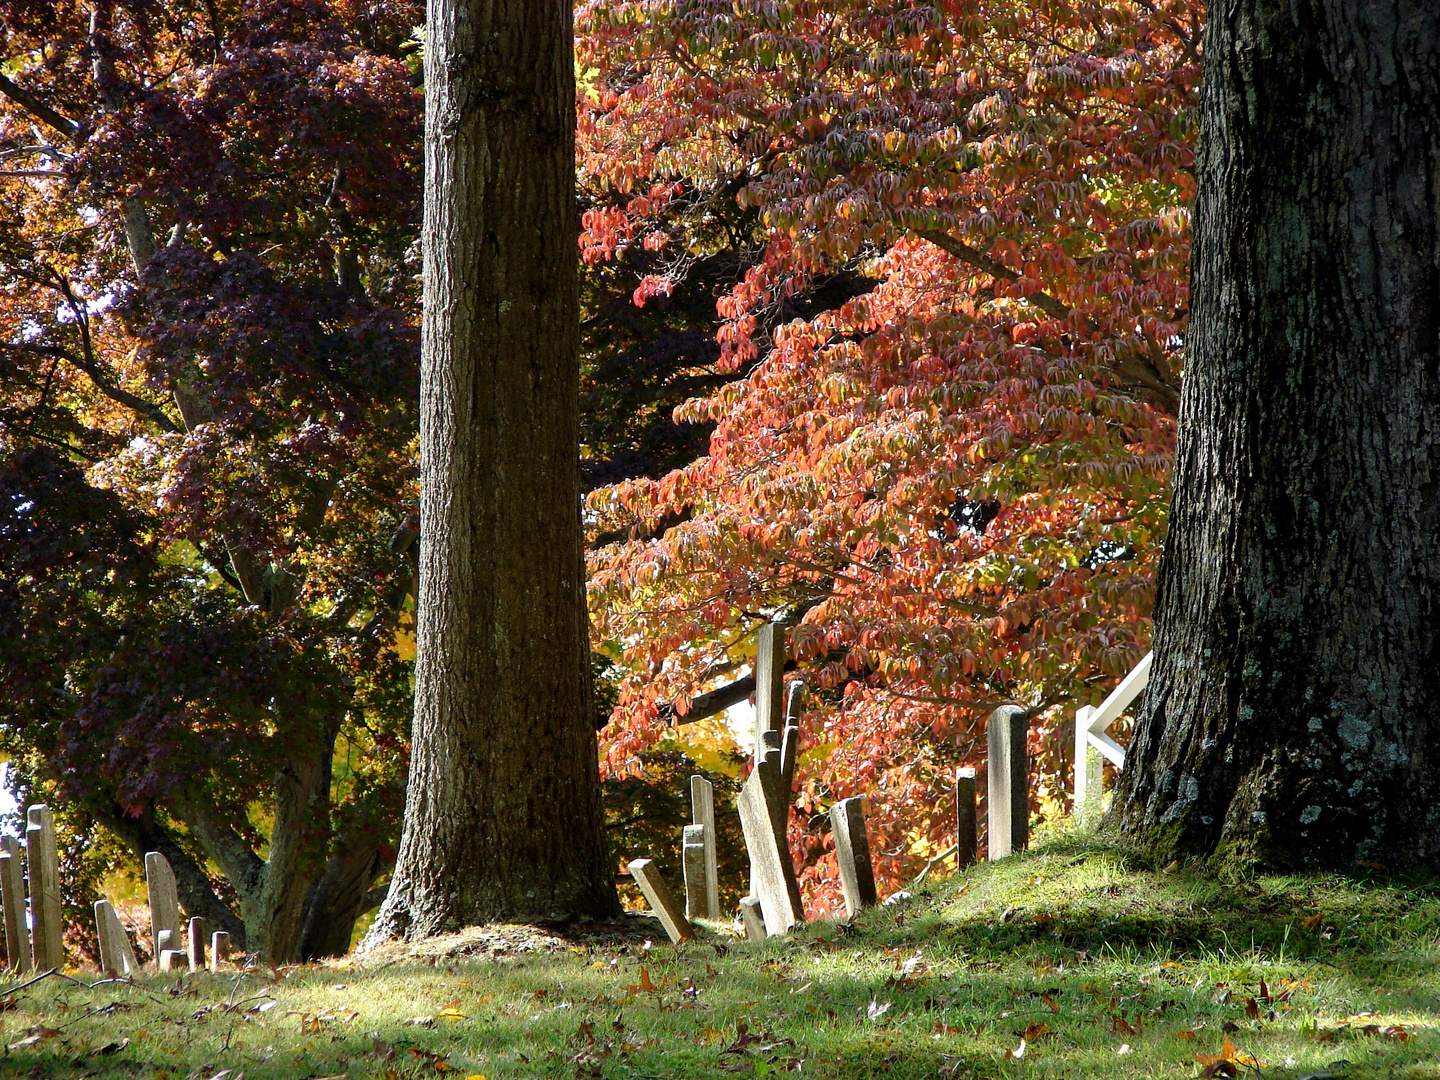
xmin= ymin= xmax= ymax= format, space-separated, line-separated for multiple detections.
xmin=4 ymin=833 xmax=1437 ymax=1079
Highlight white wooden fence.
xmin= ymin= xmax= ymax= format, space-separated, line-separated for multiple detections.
xmin=1073 ymin=651 xmax=1152 ymax=822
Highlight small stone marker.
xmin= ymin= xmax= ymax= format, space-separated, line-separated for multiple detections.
xmin=682 ymin=824 xmax=709 ymax=921
xmin=0 ymin=836 xmax=31 ymax=973
xmin=737 ymin=767 xmax=804 ymax=936
xmin=144 ymin=851 xmax=181 ymax=964
xmin=689 ymin=776 xmax=720 ymax=919
xmin=156 ymin=928 xmax=178 ymax=955
xmin=626 ymin=858 xmax=693 ymax=944
xmin=987 ymin=706 xmax=1030 ymax=860
xmin=26 ymin=805 xmax=63 ymax=971
xmin=955 ymin=767 xmax=978 ymax=869
xmin=158 ymin=949 xmax=185 ymax=973
xmin=94 ymin=900 xmax=139 ymax=976
xmin=830 ymin=797 xmax=878 ymax=917
xmin=210 ymin=931 xmax=230 ymax=971
xmin=188 ymin=916 xmax=206 ymax=971
xmin=753 ymin=622 xmax=786 ymax=746
xmin=739 ymin=896 xmax=767 ymax=941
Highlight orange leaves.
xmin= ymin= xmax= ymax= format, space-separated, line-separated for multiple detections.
xmin=1195 ymin=1036 xmax=1263 ymax=1077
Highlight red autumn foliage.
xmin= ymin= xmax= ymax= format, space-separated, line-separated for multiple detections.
xmin=578 ymin=0 xmax=1197 ymax=911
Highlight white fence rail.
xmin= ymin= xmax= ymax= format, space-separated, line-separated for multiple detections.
xmin=1073 ymin=651 xmax=1151 ymax=822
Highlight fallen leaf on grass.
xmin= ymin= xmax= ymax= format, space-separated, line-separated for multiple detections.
xmin=1014 ymin=1024 xmax=1052 ymax=1042
xmin=1196 ymin=1036 xmax=1263 ymax=1077
xmin=1112 ymin=1015 xmax=1141 ymax=1036
xmin=1116 ymin=1043 xmax=1132 ymax=1055
xmin=404 ymin=1016 xmax=436 ymax=1028
xmin=1176 ymin=1030 xmax=1196 ymax=1041
xmin=1002 ymin=1038 xmax=1026 ymax=1060
xmin=9 ymin=1027 xmax=62 ymax=1049
xmin=865 ymin=998 xmax=891 ymax=1022
xmin=88 ymin=1038 xmax=130 ymax=1056
xmin=436 ymin=1007 xmax=468 ymax=1022
xmin=626 ymin=967 xmax=657 ymax=993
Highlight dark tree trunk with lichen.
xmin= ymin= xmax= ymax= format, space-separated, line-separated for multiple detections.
xmin=362 ymin=0 xmax=618 ymax=941
xmin=1113 ymin=0 xmax=1440 ymax=872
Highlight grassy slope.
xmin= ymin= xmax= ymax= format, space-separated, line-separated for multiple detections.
xmin=4 ymin=834 xmax=1437 ymax=1079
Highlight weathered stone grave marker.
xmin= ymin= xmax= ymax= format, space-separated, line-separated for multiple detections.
xmin=689 ymin=776 xmax=719 ymax=919
xmin=0 ymin=836 xmax=31 ymax=973
xmin=188 ymin=916 xmax=206 ymax=972
xmin=739 ymin=896 xmax=767 ymax=941
xmin=144 ymin=851 xmax=182 ymax=966
xmin=626 ymin=858 xmax=693 ymax=944
xmin=210 ymin=931 xmax=231 ymax=971
xmin=737 ymin=765 xmax=804 ymax=936
xmin=682 ymin=825 xmax=709 ymax=921
xmin=830 ymin=796 xmax=878 ymax=917
xmin=158 ymin=949 xmax=185 ymax=973
xmin=780 ymin=683 xmax=802 ymax=795
xmin=955 ymin=766 xmax=978 ymax=868
xmin=27 ymin=805 xmax=63 ymax=971
xmin=94 ymin=900 xmax=139 ymax=976
xmin=753 ymin=622 xmax=786 ymax=748
xmin=987 ymin=706 xmax=1030 ymax=859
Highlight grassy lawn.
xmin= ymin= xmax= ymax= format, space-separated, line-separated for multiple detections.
xmin=3 ymin=834 xmax=1437 ymax=1079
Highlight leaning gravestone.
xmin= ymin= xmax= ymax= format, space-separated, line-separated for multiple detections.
xmin=737 ymin=766 xmax=804 ymax=936
xmin=26 ymin=805 xmax=64 ymax=971
xmin=830 ymin=797 xmax=878 ymax=917
xmin=689 ymin=776 xmax=720 ymax=919
xmin=144 ymin=851 xmax=182 ymax=965
xmin=0 ymin=836 xmax=31 ymax=973
xmin=627 ymin=858 xmax=693 ymax=944
xmin=94 ymin=900 xmax=139 ymax=976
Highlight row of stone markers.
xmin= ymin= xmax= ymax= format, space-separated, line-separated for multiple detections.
xmin=625 ymin=623 xmax=1034 ymax=947
xmin=0 ymin=805 xmax=231 ymax=976
xmin=625 ymin=623 xmax=882 ymax=946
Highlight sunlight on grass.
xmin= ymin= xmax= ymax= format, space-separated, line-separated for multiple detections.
xmin=3 ymin=835 xmax=1437 ymax=1079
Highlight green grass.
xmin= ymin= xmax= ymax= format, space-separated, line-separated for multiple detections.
xmin=4 ymin=834 xmax=1438 ymax=1079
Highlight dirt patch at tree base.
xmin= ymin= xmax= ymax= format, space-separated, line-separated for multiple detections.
xmin=353 ymin=912 xmax=684 ymax=964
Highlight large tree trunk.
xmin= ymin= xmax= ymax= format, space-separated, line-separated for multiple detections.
xmin=1113 ymin=0 xmax=1440 ymax=872
xmin=364 ymin=0 xmax=618 ymax=940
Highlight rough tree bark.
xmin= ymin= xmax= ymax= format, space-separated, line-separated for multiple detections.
xmin=363 ymin=0 xmax=618 ymax=940
xmin=1113 ymin=0 xmax=1440 ymax=872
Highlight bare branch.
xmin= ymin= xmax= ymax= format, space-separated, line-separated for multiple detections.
xmin=4 ymin=343 xmax=180 ymax=433
xmin=0 ymin=72 xmax=79 ymax=138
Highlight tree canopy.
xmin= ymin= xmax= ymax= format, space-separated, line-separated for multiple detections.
xmin=579 ymin=0 xmax=1195 ymax=906
xmin=1 ymin=0 xmax=1202 ymax=945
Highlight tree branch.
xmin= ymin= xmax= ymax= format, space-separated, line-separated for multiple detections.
xmin=4 ymin=343 xmax=180 ymax=433
xmin=0 ymin=72 xmax=79 ymax=138
xmin=915 ymin=229 xmax=1073 ymax=321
